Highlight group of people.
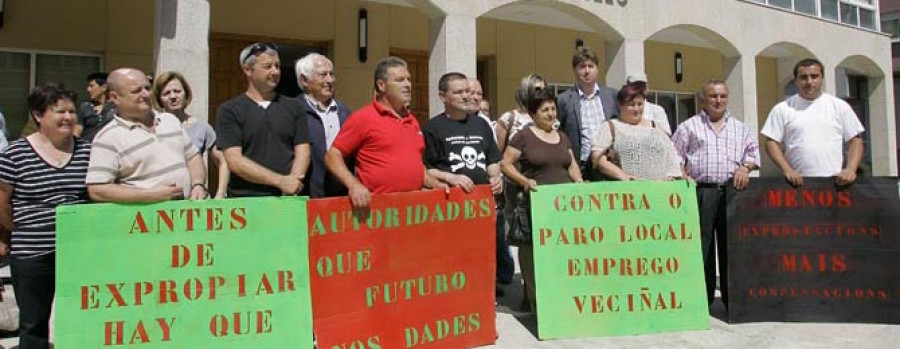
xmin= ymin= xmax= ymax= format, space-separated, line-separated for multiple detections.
xmin=0 ymin=40 xmax=865 ymax=347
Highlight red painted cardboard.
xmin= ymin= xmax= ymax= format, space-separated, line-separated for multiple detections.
xmin=308 ymin=186 xmax=497 ymax=349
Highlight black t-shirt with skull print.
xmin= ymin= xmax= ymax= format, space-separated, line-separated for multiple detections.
xmin=423 ymin=113 xmax=501 ymax=185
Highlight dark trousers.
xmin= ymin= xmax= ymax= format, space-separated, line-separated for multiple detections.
xmin=495 ymin=209 xmax=515 ymax=284
xmin=696 ymin=186 xmax=729 ymax=309
xmin=11 ymin=253 xmax=55 ymax=349
xmin=579 ymin=160 xmax=596 ymax=182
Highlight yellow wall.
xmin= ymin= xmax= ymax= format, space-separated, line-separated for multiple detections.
xmin=105 ymin=1 xmax=156 ymax=72
xmin=211 ymin=0 xmax=335 ymax=41
xmin=332 ymin=1 xmax=392 ymax=109
xmin=0 ymin=0 xmax=154 ymax=72
xmin=0 ymin=0 xmax=780 ymax=127
xmin=389 ymin=6 xmax=430 ymax=51
xmin=478 ymin=18 xmax=606 ymax=114
xmin=644 ymin=41 xmax=723 ymax=93
xmin=755 ymin=57 xmax=779 ymax=129
xmin=0 ymin=0 xmax=626 ymax=116
xmin=755 ymin=56 xmax=780 ymax=176
xmin=0 ymin=0 xmax=106 ymax=52
xmin=210 ymin=0 xmax=404 ymax=110
xmin=0 ymin=0 xmax=154 ymax=135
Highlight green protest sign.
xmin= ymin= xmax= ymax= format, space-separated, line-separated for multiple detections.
xmin=531 ymin=181 xmax=708 ymax=339
xmin=55 ymin=197 xmax=312 ymax=348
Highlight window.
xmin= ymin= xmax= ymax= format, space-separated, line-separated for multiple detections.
xmin=646 ymin=91 xmax=699 ymax=134
xmin=770 ymin=0 xmax=792 ymax=9
xmin=882 ymin=17 xmax=900 ymax=41
xmin=859 ymin=8 xmax=876 ymax=30
xmin=546 ymin=83 xmax=574 ymax=97
xmin=822 ymin=0 xmax=841 ymax=20
xmin=795 ymin=0 xmax=818 ymax=14
xmin=746 ymin=0 xmax=879 ymax=31
xmin=0 ymin=50 xmax=101 ymax=138
xmin=841 ymin=2 xmax=860 ymax=26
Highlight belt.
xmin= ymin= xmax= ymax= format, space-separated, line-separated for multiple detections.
xmin=696 ymin=182 xmax=728 ymax=189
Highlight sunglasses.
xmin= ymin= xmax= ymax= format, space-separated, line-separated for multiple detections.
xmin=242 ymin=42 xmax=278 ymax=64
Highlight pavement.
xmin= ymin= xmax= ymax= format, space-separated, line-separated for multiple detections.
xmin=484 ymin=247 xmax=900 ymax=349
xmin=485 ymin=278 xmax=899 ymax=349
xmin=0 ymin=251 xmax=897 ymax=349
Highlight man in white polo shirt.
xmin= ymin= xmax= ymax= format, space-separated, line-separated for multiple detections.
xmin=761 ymin=58 xmax=864 ymax=187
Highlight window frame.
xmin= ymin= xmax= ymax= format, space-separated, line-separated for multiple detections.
xmin=0 ymin=47 xmax=103 ymax=137
xmin=0 ymin=47 xmax=104 ymax=89
xmin=746 ymin=0 xmax=880 ymax=31
xmin=646 ymin=89 xmax=700 ymax=131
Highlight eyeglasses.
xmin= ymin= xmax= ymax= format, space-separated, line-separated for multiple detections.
xmin=241 ymin=42 xmax=278 ymax=64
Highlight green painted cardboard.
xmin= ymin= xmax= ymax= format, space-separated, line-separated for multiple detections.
xmin=55 ymin=197 xmax=312 ymax=348
xmin=530 ymin=181 xmax=708 ymax=339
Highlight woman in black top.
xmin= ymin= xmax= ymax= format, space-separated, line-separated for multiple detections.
xmin=0 ymin=83 xmax=91 ymax=348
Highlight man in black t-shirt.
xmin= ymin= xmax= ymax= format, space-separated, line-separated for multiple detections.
xmin=76 ymin=72 xmax=117 ymax=142
xmin=424 ymin=72 xmax=504 ymax=298
xmin=215 ymin=43 xmax=311 ymax=197
xmin=423 ymin=72 xmax=502 ymax=194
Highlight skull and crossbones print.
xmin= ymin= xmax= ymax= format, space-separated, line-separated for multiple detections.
xmin=448 ymin=146 xmax=486 ymax=172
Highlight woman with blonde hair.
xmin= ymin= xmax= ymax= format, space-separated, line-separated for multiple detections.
xmin=151 ymin=71 xmax=229 ymax=198
xmin=494 ymin=74 xmax=547 ymax=287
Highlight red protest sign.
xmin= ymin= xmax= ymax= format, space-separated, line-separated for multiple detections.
xmin=308 ymin=186 xmax=497 ymax=349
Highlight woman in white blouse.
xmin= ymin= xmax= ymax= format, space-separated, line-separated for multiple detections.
xmin=590 ymin=83 xmax=681 ymax=180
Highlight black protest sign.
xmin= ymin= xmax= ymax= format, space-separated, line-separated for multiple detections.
xmin=726 ymin=177 xmax=900 ymax=323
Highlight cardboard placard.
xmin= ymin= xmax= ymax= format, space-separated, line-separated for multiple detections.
xmin=727 ymin=177 xmax=900 ymax=323
xmin=55 ymin=197 xmax=313 ymax=348
xmin=308 ymin=186 xmax=496 ymax=349
xmin=530 ymin=181 xmax=708 ymax=339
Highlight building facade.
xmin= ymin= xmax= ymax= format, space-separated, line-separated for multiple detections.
xmin=0 ymin=0 xmax=894 ymax=175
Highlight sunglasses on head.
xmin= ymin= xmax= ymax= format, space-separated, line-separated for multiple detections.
xmin=242 ymin=42 xmax=278 ymax=63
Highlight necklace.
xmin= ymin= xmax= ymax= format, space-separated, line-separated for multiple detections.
xmin=32 ymin=134 xmax=73 ymax=167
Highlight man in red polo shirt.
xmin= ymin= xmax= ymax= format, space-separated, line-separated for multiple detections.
xmin=325 ymin=56 xmax=447 ymax=210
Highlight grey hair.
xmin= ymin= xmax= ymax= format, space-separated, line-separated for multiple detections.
xmin=239 ymin=45 xmax=278 ymax=67
xmin=697 ymin=79 xmax=727 ymax=103
xmin=373 ymin=56 xmax=408 ymax=94
xmin=515 ymin=74 xmax=546 ymax=110
xmin=295 ymin=53 xmax=332 ymax=92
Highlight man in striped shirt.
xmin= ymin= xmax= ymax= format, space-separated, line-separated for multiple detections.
xmin=672 ymin=80 xmax=759 ymax=310
xmin=86 ymin=68 xmax=207 ymax=203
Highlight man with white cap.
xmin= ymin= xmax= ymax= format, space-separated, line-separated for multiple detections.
xmin=627 ymin=73 xmax=672 ymax=135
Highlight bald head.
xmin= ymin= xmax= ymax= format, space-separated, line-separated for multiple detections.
xmin=108 ymin=68 xmax=146 ymax=93
xmin=108 ymin=68 xmax=152 ymax=121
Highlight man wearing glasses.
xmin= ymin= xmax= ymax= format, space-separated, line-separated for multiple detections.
xmin=215 ymin=42 xmax=311 ymax=197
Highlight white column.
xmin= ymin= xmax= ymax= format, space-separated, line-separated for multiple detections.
xmin=868 ymin=75 xmax=897 ymax=175
xmin=725 ymin=56 xmax=765 ymax=176
xmin=428 ymin=13 xmax=477 ymax=117
xmin=154 ymin=0 xmax=210 ymax=122
xmin=724 ymin=56 xmax=758 ymax=130
xmin=604 ymin=37 xmax=644 ymax=87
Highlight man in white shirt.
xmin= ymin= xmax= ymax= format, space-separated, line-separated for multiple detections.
xmin=761 ymin=58 xmax=864 ymax=187
xmin=627 ymin=73 xmax=672 ymax=135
